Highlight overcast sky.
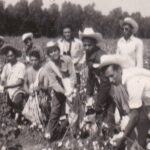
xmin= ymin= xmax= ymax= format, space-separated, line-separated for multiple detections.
xmin=3 ymin=0 xmax=150 ymax=17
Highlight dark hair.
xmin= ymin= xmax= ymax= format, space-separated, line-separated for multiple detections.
xmin=29 ymin=50 xmax=40 ymax=59
xmin=101 ymin=64 xmax=121 ymax=73
xmin=123 ymin=23 xmax=133 ymax=29
xmin=46 ymin=46 xmax=60 ymax=55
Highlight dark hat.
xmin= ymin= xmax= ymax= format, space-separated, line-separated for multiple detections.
xmin=0 ymin=44 xmax=22 ymax=57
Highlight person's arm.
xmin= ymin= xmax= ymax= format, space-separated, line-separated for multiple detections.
xmin=42 ymin=66 xmax=65 ymax=94
xmin=68 ymin=57 xmax=77 ymax=87
xmin=123 ymin=108 xmax=140 ymax=137
xmin=24 ymin=70 xmax=30 ymax=94
xmin=136 ymin=39 xmax=143 ymax=67
xmin=5 ymin=63 xmax=25 ymax=90
xmin=5 ymin=79 xmax=24 ymax=90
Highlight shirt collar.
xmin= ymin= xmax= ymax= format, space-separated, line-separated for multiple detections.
xmin=121 ymin=35 xmax=134 ymax=42
xmin=61 ymin=37 xmax=75 ymax=42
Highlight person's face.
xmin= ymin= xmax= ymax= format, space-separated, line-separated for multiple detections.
xmin=24 ymin=38 xmax=33 ymax=48
xmin=0 ymin=40 xmax=4 ymax=48
xmin=83 ymin=38 xmax=96 ymax=52
xmin=122 ymin=24 xmax=133 ymax=39
xmin=104 ymin=65 xmax=122 ymax=86
xmin=6 ymin=50 xmax=16 ymax=63
xmin=63 ymin=28 xmax=72 ymax=41
xmin=30 ymin=56 xmax=40 ymax=69
xmin=48 ymin=47 xmax=60 ymax=62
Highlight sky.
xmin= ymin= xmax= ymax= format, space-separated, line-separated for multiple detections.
xmin=3 ymin=0 xmax=150 ymax=17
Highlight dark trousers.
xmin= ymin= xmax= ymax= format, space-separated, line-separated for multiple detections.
xmin=7 ymin=92 xmax=25 ymax=113
xmin=46 ymin=91 xmax=66 ymax=139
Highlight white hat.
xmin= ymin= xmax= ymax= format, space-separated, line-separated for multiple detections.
xmin=0 ymin=36 xmax=4 ymax=41
xmin=79 ymin=27 xmax=102 ymax=43
xmin=93 ymin=54 xmax=132 ymax=69
xmin=121 ymin=17 xmax=139 ymax=34
xmin=46 ymin=41 xmax=58 ymax=48
xmin=22 ymin=32 xmax=33 ymax=41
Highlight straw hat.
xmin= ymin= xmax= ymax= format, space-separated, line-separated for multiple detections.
xmin=79 ymin=27 xmax=102 ymax=43
xmin=22 ymin=32 xmax=33 ymax=42
xmin=120 ymin=17 xmax=139 ymax=34
xmin=93 ymin=54 xmax=132 ymax=69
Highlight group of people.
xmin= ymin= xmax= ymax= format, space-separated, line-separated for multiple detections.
xmin=0 ymin=16 xmax=149 ymax=150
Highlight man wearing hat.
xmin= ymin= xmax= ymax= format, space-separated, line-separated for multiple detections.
xmin=80 ymin=27 xmax=114 ymax=128
xmin=97 ymin=54 xmax=150 ymax=149
xmin=22 ymin=32 xmax=45 ymax=65
xmin=116 ymin=17 xmax=143 ymax=68
xmin=58 ymin=24 xmax=85 ymax=85
xmin=43 ymin=41 xmax=77 ymax=141
xmin=0 ymin=45 xmax=26 ymax=123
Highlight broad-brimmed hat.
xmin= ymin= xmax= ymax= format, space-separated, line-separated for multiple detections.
xmin=22 ymin=32 xmax=33 ymax=42
xmin=120 ymin=17 xmax=139 ymax=34
xmin=79 ymin=27 xmax=102 ymax=43
xmin=0 ymin=44 xmax=22 ymax=57
xmin=93 ymin=55 xmax=132 ymax=70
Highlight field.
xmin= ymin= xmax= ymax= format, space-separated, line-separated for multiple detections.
xmin=0 ymin=37 xmax=150 ymax=150
xmin=4 ymin=36 xmax=150 ymax=68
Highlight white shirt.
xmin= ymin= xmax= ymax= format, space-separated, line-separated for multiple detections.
xmin=116 ymin=36 xmax=143 ymax=68
xmin=58 ymin=38 xmax=85 ymax=71
xmin=122 ymin=67 xmax=150 ymax=109
xmin=1 ymin=62 xmax=25 ymax=99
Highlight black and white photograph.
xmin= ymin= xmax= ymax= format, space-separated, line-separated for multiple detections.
xmin=0 ymin=0 xmax=150 ymax=149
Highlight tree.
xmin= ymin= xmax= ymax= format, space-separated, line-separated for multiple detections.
xmin=0 ymin=0 xmax=5 ymax=34
xmin=60 ymin=2 xmax=84 ymax=35
xmin=28 ymin=0 xmax=43 ymax=35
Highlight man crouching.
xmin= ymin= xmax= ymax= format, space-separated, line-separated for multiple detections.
xmin=43 ymin=41 xmax=77 ymax=142
xmin=0 ymin=45 xmax=26 ymax=123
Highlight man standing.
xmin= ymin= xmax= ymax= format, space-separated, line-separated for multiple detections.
xmin=58 ymin=24 xmax=85 ymax=84
xmin=80 ymin=27 xmax=114 ymax=126
xmin=22 ymin=32 xmax=45 ymax=64
xmin=44 ymin=41 xmax=77 ymax=142
xmin=0 ymin=45 xmax=26 ymax=122
xmin=97 ymin=55 xmax=150 ymax=149
xmin=116 ymin=17 xmax=143 ymax=68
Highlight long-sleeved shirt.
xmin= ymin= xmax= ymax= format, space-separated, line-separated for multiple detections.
xmin=116 ymin=35 xmax=143 ymax=68
xmin=58 ymin=38 xmax=85 ymax=72
xmin=122 ymin=67 xmax=150 ymax=109
xmin=42 ymin=55 xmax=76 ymax=93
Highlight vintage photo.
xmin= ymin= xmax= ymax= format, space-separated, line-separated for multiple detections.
xmin=0 ymin=0 xmax=149 ymax=149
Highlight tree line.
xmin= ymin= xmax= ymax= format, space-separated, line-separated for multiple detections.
xmin=0 ymin=0 xmax=150 ymax=38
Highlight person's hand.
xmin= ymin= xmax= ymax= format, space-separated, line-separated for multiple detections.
xmin=0 ymin=85 xmax=4 ymax=93
xmin=110 ymin=131 xmax=125 ymax=148
xmin=120 ymin=115 xmax=129 ymax=131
